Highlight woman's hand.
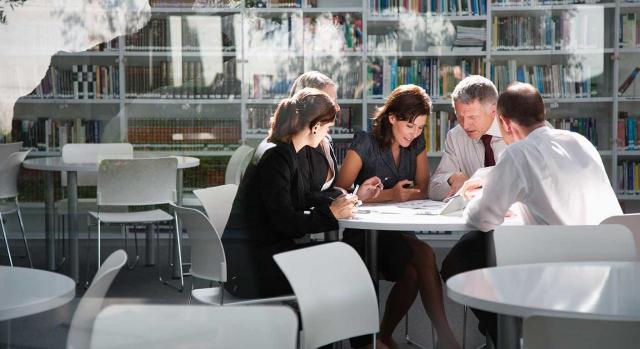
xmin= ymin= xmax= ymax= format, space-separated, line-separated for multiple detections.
xmin=329 ymin=194 xmax=359 ymax=219
xmin=391 ymin=179 xmax=420 ymax=202
xmin=356 ymin=176 xmax=383 ymax=202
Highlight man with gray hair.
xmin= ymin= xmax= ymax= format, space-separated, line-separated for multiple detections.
xmin=429 ymin=75 xmax=506 ymax=200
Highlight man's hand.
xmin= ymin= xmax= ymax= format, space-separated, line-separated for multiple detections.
xmin=445 ymin=172 xmax=469 ymax=198
xmin=460 ymin=179 xmax=483 ymax=200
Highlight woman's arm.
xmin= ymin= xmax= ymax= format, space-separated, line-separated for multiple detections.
xmin=409 ymin=148 xmax=429 ymax=201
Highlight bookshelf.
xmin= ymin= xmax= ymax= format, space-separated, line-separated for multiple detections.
xmin=6 ymin=0 xmax=640 ymax=208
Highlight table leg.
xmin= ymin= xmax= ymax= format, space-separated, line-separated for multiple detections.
xmin=67 ymin=171 xmax=79 ymax=283
xmin=172 ymin=169 xmax=184 ymax=278
xmin=497 ymin=315 xmax=521 ymax=349
xmin=44 ymin=172 xmax=55 ymax=271
xmin=366 ymin=229 xmax=379 ymax=292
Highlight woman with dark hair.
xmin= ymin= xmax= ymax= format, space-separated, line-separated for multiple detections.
xmin=336 ymin=85 xmax=461 ymax=349
xmin=222 ymin=88 xmax=358 ymax=298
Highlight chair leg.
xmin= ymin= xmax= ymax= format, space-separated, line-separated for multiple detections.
xmin=188 ymin=277 xmax=194 ymax=304
xmin=404 ymin=313 xmax=432 ymax=349
xmin=97 ymin=218 xmax=102 ymax=268
xmin=173 ymin=214 xmax=184 ymax=291
xmin=124 ymin=225 xmax=140 ymax=270
xmin=462 ymin=306 xmax=468 ymax=349
xmin=15 ymin=199 xmax=32 ymax=268
xmin=84 ymin=222 xmax=93 ymax=288
xmin=0 ymin=212 xmax=13 ymax=267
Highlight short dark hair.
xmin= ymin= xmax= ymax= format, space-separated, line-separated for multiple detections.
xmin=289 ymin=71 xmax=336 ymax=97
xmin=270 ymin=88 xmax=338 ymax=143
xmin=371 ymin=84 xmax=432 ymax=148
xmin=451 ymin=75 xmax=498 ymax=107
xmin=497 ymin=82 xmax=545 ymax=127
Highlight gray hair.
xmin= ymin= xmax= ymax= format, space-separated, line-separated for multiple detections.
xmin=451 ymin=75 xmax=498 ymax=107
xmin=289 ymin=71 xmax=337 ymax=97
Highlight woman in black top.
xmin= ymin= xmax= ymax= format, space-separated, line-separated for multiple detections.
xmin=336 ymin=85 xmax=461 ymax=349
xmin=222 ymin=88 xmax=358 ymax=298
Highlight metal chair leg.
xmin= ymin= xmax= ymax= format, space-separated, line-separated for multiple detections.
xmin=404 ymin=313 xmax=433 ymax=349
xmin=0 ymin=212 xmax=13 ymax=267
xmin=84 ymin=223 xmax=93 ymax=288
xmin=156 ymin=223 xmax=183 ymax=292
xmin=462 ymin=306 xmax=468 ymax=349
xmin=15 ymin=198 xmax=32 ymax=268
xmin=124 ymin=225 xmax=140 ymax=270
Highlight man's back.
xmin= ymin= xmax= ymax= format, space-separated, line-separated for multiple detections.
xmin=464 ymin=126 xmax=622 ymax=231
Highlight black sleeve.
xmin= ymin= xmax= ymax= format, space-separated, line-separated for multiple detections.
xmin=258 ymin=150 xmax=338 ymax=239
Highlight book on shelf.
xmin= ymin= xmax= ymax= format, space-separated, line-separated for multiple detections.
xmin=368 ymin=57 xmax=485 ymax=99
xmin=149 ymin=0 xmax=241 ymax=8
xmin=549 ymin=117 xmax=598 ymax=147
xmin=26 ymin=65 xmax=119 ymax=100
xmin=246 ymin=15 xmax=301 ymax=51
xmin=620 ymin=13 xmax=639 ymax=49
xmin=11 ymin=118 xmax=102 ymax=151
xmin=303 ymin=14 xmax=363 ymax=52
xmin=618 ymin=112 xmax=640 ymax=150
xmin=424 ymin=110 xmax=457 ymax=152
xmin=618 ymin=160 xmax=640 ymax=195
xmin=618 ymin=66 xmax=640 ymax=95
xmin=127 ymin=117 xmax=241 ymax=151
xmin=492 ymin=0 xmax=602 ymax=6
xmin=369 ymin=0 xmax=486 ymax=16
xmin=334 ymin=141 xmax=350 ymax=165
xmin=246 ymin=105 xmax=276 ymax=133
xmin=491 ymin=60 xmax=596 ymax=98
xmin=87 ymin=37 xmax=119 ymax=52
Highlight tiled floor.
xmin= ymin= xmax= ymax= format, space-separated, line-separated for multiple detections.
xmin=1 ymin=239 xmax=487 ymax=348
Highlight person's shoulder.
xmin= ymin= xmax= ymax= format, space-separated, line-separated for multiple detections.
xmin=448 ymin=124 xmax=466 ymax=138
xmin=351 ymin=130 xmax=376 ymax=149
xmin=260 ymin=142 xmax=294 ymax=166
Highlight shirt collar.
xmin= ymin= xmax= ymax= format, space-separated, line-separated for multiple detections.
xmin=478 ymin=116 xmax=502 ymax=141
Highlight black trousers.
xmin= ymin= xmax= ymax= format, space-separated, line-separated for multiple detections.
xmin=440 ymin=230 xmax=497 ymax=344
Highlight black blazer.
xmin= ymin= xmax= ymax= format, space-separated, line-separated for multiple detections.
xmin=223 ymin=141 xmax=338 ymax=285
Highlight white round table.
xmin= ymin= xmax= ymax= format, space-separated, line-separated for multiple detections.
xmin=0 ymin=266 xmax=76 ymax=321
xmin=23 ymin=155 xmax=200 ymax=281
xmin=447 ymin=261 xmax=640 ymax=348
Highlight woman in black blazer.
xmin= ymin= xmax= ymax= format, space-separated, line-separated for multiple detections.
xmin=222 ymin=88 xmax=357 ymax=299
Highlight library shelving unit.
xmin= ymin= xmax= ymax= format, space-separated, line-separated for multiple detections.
xmin=8 ymin=0 xmax=640 ymax=207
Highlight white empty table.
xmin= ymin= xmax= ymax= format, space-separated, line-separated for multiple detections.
xmin=447 ymin=261 xmax=640 ymax=348
xmin=0 ymin=266 xmax=75 ymax=321
xmin=23 ymin=155 xmax=199 ymax=281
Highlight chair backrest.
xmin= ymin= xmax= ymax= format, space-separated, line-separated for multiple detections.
xmin=493 ymin=225 xmax=638 ymax=267
xmin=97 ymin=158 xmax=177 ymax=206
xmin=90 ymin=305 xmax=298 ymax=349
xmin=523 ymin=316 xmax=640 ymax=349
xmin=67 ymin=250 xmax=127 ymax=349
xmin=173 ymin=204 xmax=226 ymax=282
xmin=61 ymin=143 xmax=134 ymax=187
xmin=0 ymin=150 xmax=30 ymax=199
xmin=274 ymin=242 xmax=379 ymax=349
xmin=192 ymin=184 xmax=238 ymax=237
xmin=601 ymin=214 xmax=640 ymax=252
xmin=0 ymin=142 xmax=22 ymax=163
xmin=225 ymin=145 xmax=255 ymax=185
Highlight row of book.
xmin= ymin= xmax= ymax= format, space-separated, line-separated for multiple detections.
xmin=246 ymin=0 xmax=302 ymax=8
xmin=10 ymin=119 xmax=102 ymax=151
xmin=150 ymin=0 xmax=240 ymax=8
xmin=245 ymin=105 xmax=358 ymax=134
xmin=127 ymin=118 xmax=241 ymax=149
xmin=88 ymin=38 xmax=119 ymax=52
xmin=618 ymin=113 xmax=640 ymax=150
xmin=549 ymin=117 xmax=598 ymax=147
xmin=250 ymin=74 xmax=296 ymax=99
xmin=303 ymin=15 xmax=363 ymax=52
xmin=620 ymin=13 xmax=640 ymax=48
xmin=125 ymin=61 xmax=241 ymax=99
xmin=424 ymin=110 xmax=457 ymax=152
xmin=491 ymin=60 xmax=597 ymax=98
xmin=126 ymin=16 xmax=238 ymax=52
xmin=245 ymin=15 xmax=302 ymax=51
xmin=619 ymin=160 xmax=640 ymax=195
xmin=492 ymin=0 xmax=603 ymax=6
xmin=367 ymin=57 xmax=486 ymax=98
xmin=370 ymin=0 xmax=487 ymax=16
xmin=492 ymin=14 xmax=601 ymax=51
xmin=27 ymin=65 xmax=119 ymax=100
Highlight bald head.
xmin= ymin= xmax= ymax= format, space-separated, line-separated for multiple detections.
xmin=497 ymin=82 xmax=545 ymax=127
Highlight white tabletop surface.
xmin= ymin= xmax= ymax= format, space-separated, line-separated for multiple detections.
xmin=0 ymin=266 xmax=76 ymax=321
xmin=447 ymin=261 xmax=640 ymax=321
xmin=23 ymin=155 xmax=200 ymax=171
xmin=90 ymin=305 xmax=297 ymax=349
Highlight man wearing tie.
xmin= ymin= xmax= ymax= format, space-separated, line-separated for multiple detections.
xmin=431 ymin=75 xmax=506 ymax=345
xmin=429 ymin=75 xmax=506 ymax=200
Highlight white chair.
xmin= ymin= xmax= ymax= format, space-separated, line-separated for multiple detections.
xmin=601 ymin=213 xmax=640 ymax=252
xmin=224 ymin=145 xmax=254 ymax=185
xmin=56 ymin=143 xmax=133 ymax=268
xmin=274 ymin=242 xmax=379 ymax=349
xmin=88 ymin=158 xmax=180 ymax=288
xmin=192 ymin=184 xmax=238 ymax=236
xmin=90 ymin=305 xmax=298 ymax=349
xmin=172 ymin=204 xmax=295 ymax=305
xmin=0 ymin=150 xmax=32 ymax=267
xmin=0 ymin=142 xmax=22 ymax=163
xmin=493 ymin=224 xmax=638 ymax=266
xmin=67 ymin=249 xmax=127 ymax=349
xmin=522 ymin=316 xmax=640 ymax=349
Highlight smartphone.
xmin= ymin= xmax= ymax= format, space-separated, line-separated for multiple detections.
xmin=402 ymin=182 xmax=415 ymax=189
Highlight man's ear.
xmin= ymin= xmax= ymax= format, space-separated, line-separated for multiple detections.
xmin=499 ymin=115 xmax=512 ymax=133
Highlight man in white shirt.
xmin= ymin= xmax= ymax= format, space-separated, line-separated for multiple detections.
xmin=429 ymin=75 xmax=507 ymax=200
xmin=441 ymin=82 xmax=623 ymax=345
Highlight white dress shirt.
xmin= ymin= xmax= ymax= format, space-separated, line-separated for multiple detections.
xmin=429 ymin=117 xmax=507 ymax=200
xmin=464 ymin=126 xmax=622 ymax=232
